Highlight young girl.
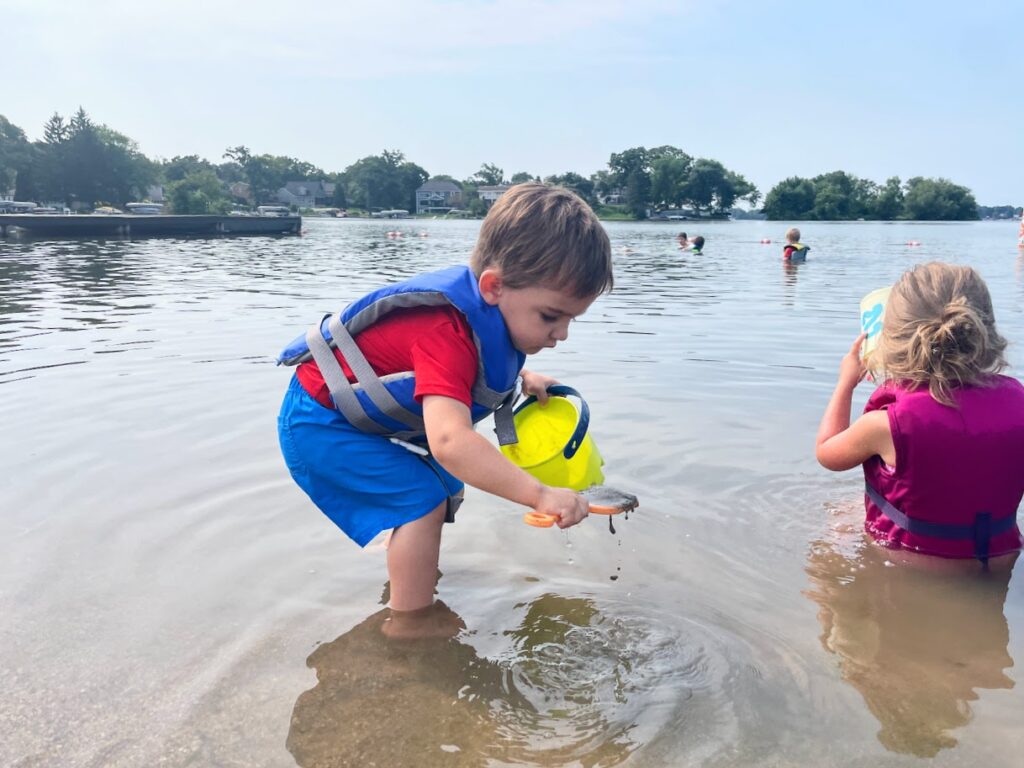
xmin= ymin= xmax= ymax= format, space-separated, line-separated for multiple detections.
xmin=816 ymin=262 xmax=1024 ymax=565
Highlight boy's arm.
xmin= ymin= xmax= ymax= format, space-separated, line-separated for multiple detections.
xmin=422 ymin=394 xmax=589 ymax=528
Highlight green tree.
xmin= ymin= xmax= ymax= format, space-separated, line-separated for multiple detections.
xmin=215 ymin=160 xmax=246 ymax=184
xmin=31 ymin=109 xmax=158 ymax=207
xmin=223 ymin=145 xmax=251 ymax=167
xmin=607 ymin=146 xmax=652 ymax=218
xmin=543 ymin=172 xmax=596 ymax=206
xmin=762 ymin=176 xmax=817 ymax=219
xmin=715 ymin=168 xmax=759 ymax=212
xmin=650 ymin=153 xmax=693 ymax=209
xmin=223 ymin=145 xmax=324 ymax=203
xmin=161 ymin=155 xmax=215 ymax=183
xmin=873 ymin=176 xmax=904 ymax=220
xmin=809 ymin=171 xmax=876 ymax=220
xmin=340 ymin=150 xmax=427 ymax=211
xmin=679 ymin=158 xmax=756 ymax=215
xmin=459 ymin=179 xmax=487 ymax=216
xmin=902 ymin=177 xmax=978 ymax=220
xmin=166 ymin=169 xmax=232 ymax=214
xmin=473 ymin=163 xmax=506 ymax=186
xmin=590 ymin=170 xmax=615 ymax=200
xmin=42 ymin=113 xmax=69 ymax=145
xmin=0 ymin=115 xmax=32 ymax=196
xmin=510 ymin=171 xmax=536 ymax=183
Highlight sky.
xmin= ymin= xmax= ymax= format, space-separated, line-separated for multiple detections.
xmin=3 ymin=0 xmax=1021 ymax=204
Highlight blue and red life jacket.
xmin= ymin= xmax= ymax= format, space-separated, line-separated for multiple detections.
xmin=278 ymin=265 xmax=526 ymax=444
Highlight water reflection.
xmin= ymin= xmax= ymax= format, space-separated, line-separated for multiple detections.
xmin=805 ymin=525 xmax=1016 ymax=757
xmin=781 ymin=260 xmax=800 ymax=307
xmin=0 ymin=255 xmax=41 ymax=324
xmin=287 ymin=595 xmax=649 ymax=767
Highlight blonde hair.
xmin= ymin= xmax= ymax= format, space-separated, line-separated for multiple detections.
xmin=786 ymin=227 xmax=800 ymax=243
xmin=470 ymin=182 xmax=613 ymax=298
xmin=877 ymin=262 xmax=1008 ymax=405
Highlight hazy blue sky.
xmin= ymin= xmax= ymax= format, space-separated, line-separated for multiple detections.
xmin=5 ymin=0 xmax=1020 ymax=204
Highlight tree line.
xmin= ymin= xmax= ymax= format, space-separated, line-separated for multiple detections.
xmin=0 ymin=109 xmax=989 ymax=220
xmin=761 ymin=171 xmax=979 ymax=221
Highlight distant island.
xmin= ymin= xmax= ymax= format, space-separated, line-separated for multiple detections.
xmin=1 ymin=108 xmax=1009 ymax=222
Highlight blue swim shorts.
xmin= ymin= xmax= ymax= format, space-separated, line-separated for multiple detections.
xmin=278 ymin=375 xmax=464 ymax=546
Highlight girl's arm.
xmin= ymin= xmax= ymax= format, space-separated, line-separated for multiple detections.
xmin=816 ymin=333 xmax=895 ymax=471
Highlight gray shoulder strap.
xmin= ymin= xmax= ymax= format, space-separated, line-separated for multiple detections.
xmin=305 ymin=317 xmax=389 ymax=434
xmin=326 ymin=314 xmax=425 ymax=433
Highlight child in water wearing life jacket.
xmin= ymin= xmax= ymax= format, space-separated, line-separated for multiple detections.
xmin=688 ymin=235 xmax=705 ymax=255
xmin=783 ymin=227 xmax=809 ymax=261
xmin=277 ymin=183 xmax=613 ymax=617
xmin=815 ymin=263 xmax=1024 ymax=566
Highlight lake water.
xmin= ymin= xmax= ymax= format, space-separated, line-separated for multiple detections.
xmin=3 ymin=219 xmax=1023 ymax=767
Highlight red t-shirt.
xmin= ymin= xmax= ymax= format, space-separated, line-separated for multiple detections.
xmin=296 ymin=305 xmax=479 ymax=410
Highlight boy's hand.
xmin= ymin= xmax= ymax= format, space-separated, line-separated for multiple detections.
xmin=535 ymin=486 xmax=589 ymax=529
xmin=520 ymin=369 xmax=560 ymax=405
xmin=838 ymin=333 xmax=868 ymax=390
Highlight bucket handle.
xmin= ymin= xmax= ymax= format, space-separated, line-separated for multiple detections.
xmin=514 ymin=384 xmax=590 ymax=460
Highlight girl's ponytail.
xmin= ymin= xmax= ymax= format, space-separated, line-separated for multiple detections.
xmin=878 ymin=264 xmax=1008 ymax=406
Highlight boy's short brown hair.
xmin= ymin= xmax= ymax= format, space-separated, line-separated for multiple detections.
xmin=471 ymin=182 xmax=613 ymax=298
xmin=786 ymin=227 xmax=801 ymax=242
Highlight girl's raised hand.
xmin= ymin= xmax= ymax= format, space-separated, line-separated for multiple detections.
xmin=838 ymin=333 xmax=868 ymax=390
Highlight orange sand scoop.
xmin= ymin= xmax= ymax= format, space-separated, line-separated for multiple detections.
xmin=523 ymin=486 xmax=639 ymax=527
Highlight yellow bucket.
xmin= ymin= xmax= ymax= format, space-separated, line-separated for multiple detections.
xmin=499 ymin=385 xmax=604 ymax=491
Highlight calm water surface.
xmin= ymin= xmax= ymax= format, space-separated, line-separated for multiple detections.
xmin=2 ymin=219 xmax=1023 ymax=767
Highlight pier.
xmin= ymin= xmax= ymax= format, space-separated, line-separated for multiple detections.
xmin=0 ymin=214 xmax=302 ymax=239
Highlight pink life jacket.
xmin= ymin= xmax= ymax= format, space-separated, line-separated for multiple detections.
xmin=862 ymin=375 xmax=1024 ymax=561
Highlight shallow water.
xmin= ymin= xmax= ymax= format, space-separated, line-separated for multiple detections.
xmin=2 ymin=219 xmax=1023 ymax=767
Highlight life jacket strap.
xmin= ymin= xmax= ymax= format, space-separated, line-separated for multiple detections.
xmin=305 ymin=314 xmax=426 ymax=437
xmin=325 ymin=313 xmax=425 ymax=434
xmin=492 ymin=378 xmax=522 ymax=446
xmin=865 ymin=482 xmax=1016 ymax=562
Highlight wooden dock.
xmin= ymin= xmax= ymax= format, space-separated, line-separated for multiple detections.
xmin=0 ymin=214 xmax=302 ymax=238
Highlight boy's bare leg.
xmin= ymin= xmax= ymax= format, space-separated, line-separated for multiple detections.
xmin=386 ymin=500 xmax=447 ymax=611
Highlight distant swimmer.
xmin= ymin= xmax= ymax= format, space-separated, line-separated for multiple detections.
xmin=676 ymin=231 xmax=689 ymax=249
xmin=687 ymin=235 xmax=705 ymax=255
xmin=783 ymin=227 xmax=810 ymax=261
